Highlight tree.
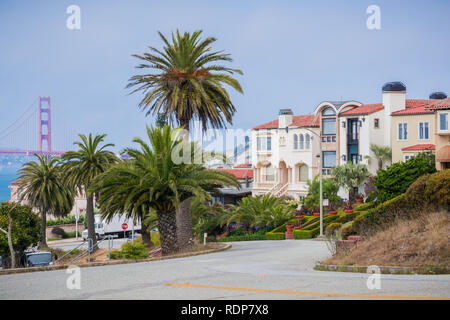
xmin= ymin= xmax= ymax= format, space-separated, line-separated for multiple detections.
xmin=331 ymin=162 xmax=370 ymax=196
xmin=16 ymin=154 xmax=74 ymax=247
xmin=376 ymin=152 xmax=436 ymax=203
xmin=62 ymin=134 xmax=117 ymax=251
xmin=0 ymin=202 xmax=41 ymax=268
xmin=367 ymin=144 xmax=392 ymax=170
xmin=127 ymin=30 xmax=243 ymax=249
xmin=303 ymin=176 xmax=340 ymax=209
xmin=92 ymin=125 xmax=239 ymax=255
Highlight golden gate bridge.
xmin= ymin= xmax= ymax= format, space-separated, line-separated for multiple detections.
xmin=0 ymin=96 xmax=74 ymax=156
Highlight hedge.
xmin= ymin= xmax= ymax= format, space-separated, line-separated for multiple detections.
xmin=265 ymin=232 xmax=285 ymax=240
xmin=218 ymin=234 xmax=267 ymax=242
xmin=294 ymin=229 xmax=313 ymax=239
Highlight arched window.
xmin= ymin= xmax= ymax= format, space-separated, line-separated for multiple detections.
xmin=293 ymin=134 xmax=298 ymax=149
xmin=305 ymin=134 xmax=310 ymax=149
xmin=299 ymin=134 xmax=304 ymax=149
xmin=299 ymin=164 xmax=309 ymax=182
xmin=322 ymin=107 xmax=336 ymax=116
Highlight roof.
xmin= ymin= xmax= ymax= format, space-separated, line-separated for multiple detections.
xmin=220 ymin=168 xmax=254 ymax=180
xmin=339 ymin=103 xmax=383 ymax=116
xmin=253 ymin=115 xmax=318 ymax=130
xmin=391 ymin=105 xmax=434 ymax=116
xmin=426 ymin=98 xmax=450 ymax=110
xmin=340 ymin=99 xmax=438 ymax=116
xmin=401 ymin=144 xmax=435 ymax=151
xmin=233 ymin=162 xmax=252 ymax=168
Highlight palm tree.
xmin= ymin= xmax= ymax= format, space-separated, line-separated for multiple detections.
xmin=367 ymin=144 xmax=392 ymax=170
xmin=92 ymin=125 xmax=239 ymax=255
xmin=331 ymin=162 xmax=370 ymax=196
xmin=17 ymin=154 xmax=74 ymax=247
xmin=62 ymin=134 xmax=117 ymax=250
xmin=127 ymin=30 xmax=243 ymax=249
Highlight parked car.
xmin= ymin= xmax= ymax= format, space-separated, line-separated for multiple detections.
xmin=23 ymin=251 xmax=53 ymax=267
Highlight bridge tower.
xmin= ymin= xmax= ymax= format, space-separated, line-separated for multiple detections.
xmin=38 ymin=96 xmax=52 ymax=153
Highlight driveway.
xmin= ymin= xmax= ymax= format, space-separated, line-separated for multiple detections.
xmin=1 ymin=240 xmax=449 ymax=299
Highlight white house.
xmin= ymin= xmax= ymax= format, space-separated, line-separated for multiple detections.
xmin=251 ymin=109 xmax=320 ymax=199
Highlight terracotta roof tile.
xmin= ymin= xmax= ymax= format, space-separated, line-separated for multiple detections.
xmin=253 ymin=115 xmax=318 ymax=130
xmin=391 ymin=105 xmax=434 ymax=116
xmin=339 ymin=103 xmax=384 ymax=116
xmin=220 ymin=168 xmax=254 ymax=179
xmin=426 ymin=98 xmax=450 ymax=110
xmin=233 ymin=162 xmax=252 ymax=168
xmin=401 ymin=144 xmax=435 ymax=151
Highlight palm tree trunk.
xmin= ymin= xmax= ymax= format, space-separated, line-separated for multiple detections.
xmin=176 ymin=118 xmax=194 ymax=249
xmin=86 ymin=195 xmax=97 ymax=252
xmin=39 ymin=208 xmax=47 ymax=248
xmin=141 ymin=223 xmax=154 ymax=249
xmin=157 ymin=210 xmax=178 ymax=255
xmin=378 ymin=159 xmax=383 ymax=170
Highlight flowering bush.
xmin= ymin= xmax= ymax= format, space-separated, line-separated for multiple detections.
xmin=364 ymin=175 xmax=378 ymax=202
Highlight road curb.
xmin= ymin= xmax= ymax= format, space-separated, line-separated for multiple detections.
xmin=314 ymin=263 xmax=450 ymax=275
xmin=0 ymin=243 xmax=232 ymax=276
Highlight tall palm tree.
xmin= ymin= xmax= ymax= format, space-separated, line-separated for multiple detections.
xmin=91 ymin=125 xmax=239 ymax=255
xmin=17 ymin=154 xmax=74 ymax=247
xmin=62 ymin=134 xmax=117 ymax=250
xmin=368 ymin=144 xmax=392 ymax=170
xmin=127 ymin=30 xmax=243 ymax=249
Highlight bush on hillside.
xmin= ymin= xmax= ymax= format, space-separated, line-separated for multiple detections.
xmin=376 ymin=152 xmax=436 ymax=203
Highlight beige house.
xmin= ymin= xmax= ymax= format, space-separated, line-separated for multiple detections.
xmin=426 ymin=98 xmax=450 ymax=170
xmin=391 ymin=103 xmax=436 ymax=162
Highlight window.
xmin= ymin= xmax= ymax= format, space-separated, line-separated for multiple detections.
xmin=374 ymin=118 xmax=379 ymax=128
xmin=305 ymin=134 xmax=310 ymax=149
xmin=299 ymin=134 xmax=304 ymax=149
xmin=398 ymin=123 xmax=408 ymax=140
xmin=439 ymin=112 xmax=449 ymax=132
xmin=257 ymin=136 xmax=272 ymax=151
xmin=323 ymin=151 xmax=336 ymax=168
xmin=265 ymin=165 xmax=275 ymax=182
xmin=322 ymin=107 xmax=336 ymax=116
xmin=322 ymin=118 xmax=336 ymax=135
xmin=404 ymin=154 xmax=415 ymax=161
xmin=293 ymin=134 xmax=298 ymax=149
xmin=419 ymin=122 xmax=429 ymax=140
xmin=299 ymin=165 xmax=309 ymax=182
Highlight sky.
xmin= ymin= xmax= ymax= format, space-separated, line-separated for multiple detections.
xmin=0 ymin=0 xmax=449 ymax=153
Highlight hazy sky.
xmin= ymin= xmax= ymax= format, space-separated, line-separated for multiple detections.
xmin=0 ymin=0 xmax=449 ymax=152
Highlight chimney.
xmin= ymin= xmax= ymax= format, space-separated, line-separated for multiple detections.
xmin=278 ymin=108 xmax=293 ymax=128
xmin=429 ymin=92 xmax=447 ymax=100
xmin=382 ymin=81 xmax=406 ymax=147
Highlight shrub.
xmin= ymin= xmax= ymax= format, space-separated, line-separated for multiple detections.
xmin=404 ymin=174 xmax=431 ymax=208
xmin=294 ymin=230 xmax=313 ymax=239
xmin=119 ymin=238 xmax=149 ymax=260
xmin=325 ymin=222 xmax=342 ymax=236
xmin=51 ymin=227 xmax=67 ymax=238
xmin=354 ymin=202 xmax=374 ymax=212
xmin=341 ymin=221 xmax=355 ymax=239
xmin=376 ymin=152 xmax=436 ymax=203
xmin=303 ymin=176 xmax=340 ymax=209
xmin=364 ymin=176 xmax=378 ymax=202
xmin=424 ymin=169 xmax=450 ymax=211
xmin=265 ymin=232 xmax=285 ymax=240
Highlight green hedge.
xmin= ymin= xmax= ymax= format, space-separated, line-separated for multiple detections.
xmin=294 ymin=229 xmax=313 ymax=239
xmin=218 ymin=234 xmax=267 ymax=242
xmin=265 ymin=232 xmax=285 ymax=240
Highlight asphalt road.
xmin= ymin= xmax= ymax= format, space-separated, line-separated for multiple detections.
xmin=1 ymin=240 xmax=449 ymax=300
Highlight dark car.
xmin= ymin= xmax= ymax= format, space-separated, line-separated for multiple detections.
xmin=23 ymin=252 xmax=53 ymax=267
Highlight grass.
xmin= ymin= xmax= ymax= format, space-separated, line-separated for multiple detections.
xmin=323 ymin=211 xmax=450 ymax=268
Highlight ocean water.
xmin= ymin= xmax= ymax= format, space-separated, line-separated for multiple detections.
xmin=0 ymin=174 xmax=16 ymax=203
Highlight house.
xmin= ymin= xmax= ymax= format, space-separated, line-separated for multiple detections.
xmin=214 ymin=163 xmax=253 ymax=205
xmin=251 ymin=109 xmax=320 ymax=199
xmin=426 ymin=97 xmax=450 ymax=170
xmin=250 ymin=81 xmax=448 ymax=199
